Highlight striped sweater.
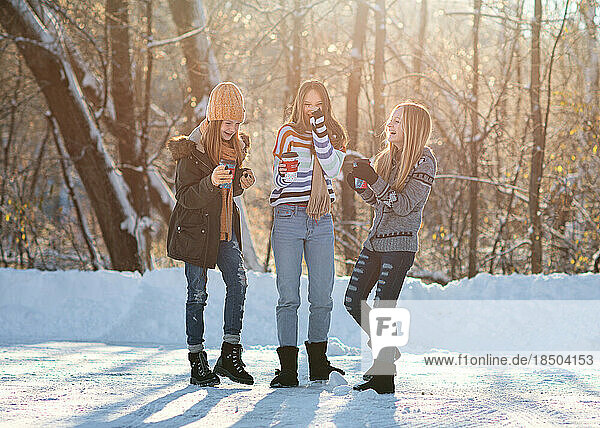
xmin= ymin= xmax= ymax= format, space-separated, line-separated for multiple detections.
xmin=270 ymin=118 xmax=346 ymax=206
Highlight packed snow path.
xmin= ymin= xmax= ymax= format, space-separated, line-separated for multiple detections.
xmin=1 ymin=342 xmax=598 ymax=427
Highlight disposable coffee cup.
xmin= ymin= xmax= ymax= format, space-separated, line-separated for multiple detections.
xmin=354 ymin=177 xmax=368 ymax=189
xmin=219 ymin=160 xmax=236 ymax=189
xmin=281 ymin=152 xmax=299 ymax=181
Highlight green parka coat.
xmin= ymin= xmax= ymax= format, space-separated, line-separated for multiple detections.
xmin=166 ymin=135 xmax=249 ymax=268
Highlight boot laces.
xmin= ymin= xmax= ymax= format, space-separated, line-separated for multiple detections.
xmin=230 ymin=347 xmax=245 ymax=374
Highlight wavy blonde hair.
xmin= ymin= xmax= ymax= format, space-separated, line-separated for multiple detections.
xmin=288 ymin=80 xmax=347 ymax=151
xmin=373 ymin=103 xmax=432 ymax=191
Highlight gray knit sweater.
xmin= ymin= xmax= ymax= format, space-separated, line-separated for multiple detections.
xmin=360 ymin=146 xmax=437 ymax=253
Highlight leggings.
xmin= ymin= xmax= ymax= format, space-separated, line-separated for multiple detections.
xmin=344 ymin=246 xmax=415 ymax=343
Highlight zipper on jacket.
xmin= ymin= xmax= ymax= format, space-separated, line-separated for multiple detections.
xmin=202 ymin=212 xmax=210 ymax=267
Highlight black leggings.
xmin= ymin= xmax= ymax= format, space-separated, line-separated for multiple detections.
xmin=344 ymin=247 xmax=415 ymax=338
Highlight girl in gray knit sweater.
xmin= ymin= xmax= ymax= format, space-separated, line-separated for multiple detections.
xmin=344 ymin=102 xmax=437 ymax=394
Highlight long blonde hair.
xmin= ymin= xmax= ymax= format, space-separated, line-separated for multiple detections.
xmin=201 ymin=120 xmax=244 ymax=165
xmin=373 ymin=103 xmax=431 ymax=191
xmin=288 ymin=80 xmax=348 ymax=151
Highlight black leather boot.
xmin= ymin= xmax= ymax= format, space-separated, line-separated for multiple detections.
xmin=189 ymin=351 xmax=220 ymax=386
xmin=304 ymin=341 xmax=345 ymax=381
xmin=363 ymin=346 xmax=400 ymax=381
xmin=214 ymin=342 xmax=254 ymax=385
xmin=354 ymin=375 xmax=395 ymax=394
xmin=270 ymin=346 xmax=299 ymax=387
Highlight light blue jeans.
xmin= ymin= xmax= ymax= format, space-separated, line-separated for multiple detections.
xmin=272 ymin=204 xmax=335 ymax=347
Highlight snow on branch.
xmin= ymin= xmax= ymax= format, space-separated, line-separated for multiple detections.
xmin=147 ymin=24 xmax=207 ymax=48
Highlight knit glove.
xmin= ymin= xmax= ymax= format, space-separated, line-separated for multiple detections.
xmin=345 ymin=171 xmax=365 ymax=193
xmin=309 ymin=108 xmax=326 ymax=131
xmin=352 ymin=158 xmax=378 ymax=185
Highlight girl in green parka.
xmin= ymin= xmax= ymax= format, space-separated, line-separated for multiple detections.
xmin=167 ymin=82 xmax=255 ymax=387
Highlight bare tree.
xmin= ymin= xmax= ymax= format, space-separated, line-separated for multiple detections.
xmin=341 ymin=0 xmax=369 ymax=273
xmin=107 ymin=0 xmax=152 ymax=269
xmin=414 ymin=0 xmax=428 ymax=94
xmin=468 ymin=0 xmax=482 ymax=278
xmin=290 ymin=0 xmax=303 ymax=100
xmin=48 ymin=115 xmax=102 ymax=270
xmin=0 ymin=0 xmax=144 ymax=271
xmin=528 ymin=0 xmax=544 ymax=273
xmin=373 ymin=0 xmax=386 ymax=141
xmin=57 ymin=9 xmax=175 ymax=226
xmin=167 ymin=0 xmax=220 ymax=131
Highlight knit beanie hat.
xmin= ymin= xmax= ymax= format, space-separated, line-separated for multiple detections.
xmin=207 ymin=82 xmax=245 ymax=122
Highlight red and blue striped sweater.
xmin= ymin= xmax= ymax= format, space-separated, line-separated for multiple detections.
xmin=270 ymin=117 xmax=346 ymax=206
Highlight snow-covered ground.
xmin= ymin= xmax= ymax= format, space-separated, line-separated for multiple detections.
xmin=1 ymin=268 xmax=599 ymax=427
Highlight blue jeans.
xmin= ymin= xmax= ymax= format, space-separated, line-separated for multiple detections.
xmin=184 ymin=233 xmax=248 ymax=352
xmin=272 ymin=204 xmax=335 ymax=347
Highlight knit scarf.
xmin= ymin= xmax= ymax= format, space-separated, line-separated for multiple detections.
xmin=219 ymin=141 xmax=237 ymax=241
xmin=306 ymin=151 xmax=330 ymax=220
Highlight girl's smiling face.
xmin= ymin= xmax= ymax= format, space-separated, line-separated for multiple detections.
xmin=221 ymin=120 xmax=240 ymax=141
xmin=387 ymin=107 xmax=404 ymax=147
xmin=303 ymin=89 xmax=323 ymax=120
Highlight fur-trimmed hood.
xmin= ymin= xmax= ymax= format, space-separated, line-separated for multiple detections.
xmin=166 ymin=137 xmax=197 ymax=161
xmin=166 ymin=123 xmax=250 ymax=162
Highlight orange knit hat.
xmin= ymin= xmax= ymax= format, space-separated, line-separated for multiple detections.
xmin=207 ymin=82 xmax=245 ymax=122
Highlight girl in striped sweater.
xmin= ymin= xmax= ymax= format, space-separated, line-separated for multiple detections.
xmin=269 ymin=80 xmax=347 ymax=387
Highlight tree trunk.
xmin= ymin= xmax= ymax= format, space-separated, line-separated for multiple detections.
xmin=0 ymin=0 xmax=143 ymax=271
xmin=346 ymin=1 xmax=368 ymax=150
xmin=581 ymin=0 xmax=599 ymax=113
xmin=528 ymin=0 xmax=544 ymax=274
xmin=290 ymin=0 xmax=303 ymax=97
xmin=342 ymin=0 xmax=369 ymax=273
xmin=373 ymin=0 xmax=386 ymax=142
xmin=49 ymin=116 xmax=102 ymax=270
xmin=467 ymin=0 xmax=482 ymax=278
xmin=167 ymin=0 xmax=220 ymax=131
xmin=468 ymin=0 xmax=481 ymax=278
xmin=280 ymin=0 xmax=302 ymax=113
xmin=140 ymin=0 xmax=176 ymax=225
xmin=414 ymin=0 xmax=428 ymax=93
xmin=62 ymin=20 xmax=176 ymax=225
xmin=107 ymin=0 xmax=152 ymax=269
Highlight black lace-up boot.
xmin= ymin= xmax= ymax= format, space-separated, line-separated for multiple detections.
xmin=214 ymin=342 xmax=254 ymax=385
xmin=189 ymin=351 xmax=220 ymax=386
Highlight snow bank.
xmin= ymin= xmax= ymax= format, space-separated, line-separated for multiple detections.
xmin=1 ymin=268 xmax=599 ymax=353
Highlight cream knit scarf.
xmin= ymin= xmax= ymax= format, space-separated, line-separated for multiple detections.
xmin=306 ymin=152 xmax=330 ymax=220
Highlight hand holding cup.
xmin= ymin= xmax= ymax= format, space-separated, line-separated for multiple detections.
xmin=211 ymin=164 xmax=233 ymax=187
xmin=352 ymin=158 xmax=378 ymax=185
xmin=279 ymin=152 xmax=299 ymax=183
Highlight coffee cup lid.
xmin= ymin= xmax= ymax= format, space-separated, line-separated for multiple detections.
xmin=282 ymin=151 xmax=298 ymax=158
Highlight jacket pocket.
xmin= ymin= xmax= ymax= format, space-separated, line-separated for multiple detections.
xmin=167 ymin=209 xmax=208 ymax=261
